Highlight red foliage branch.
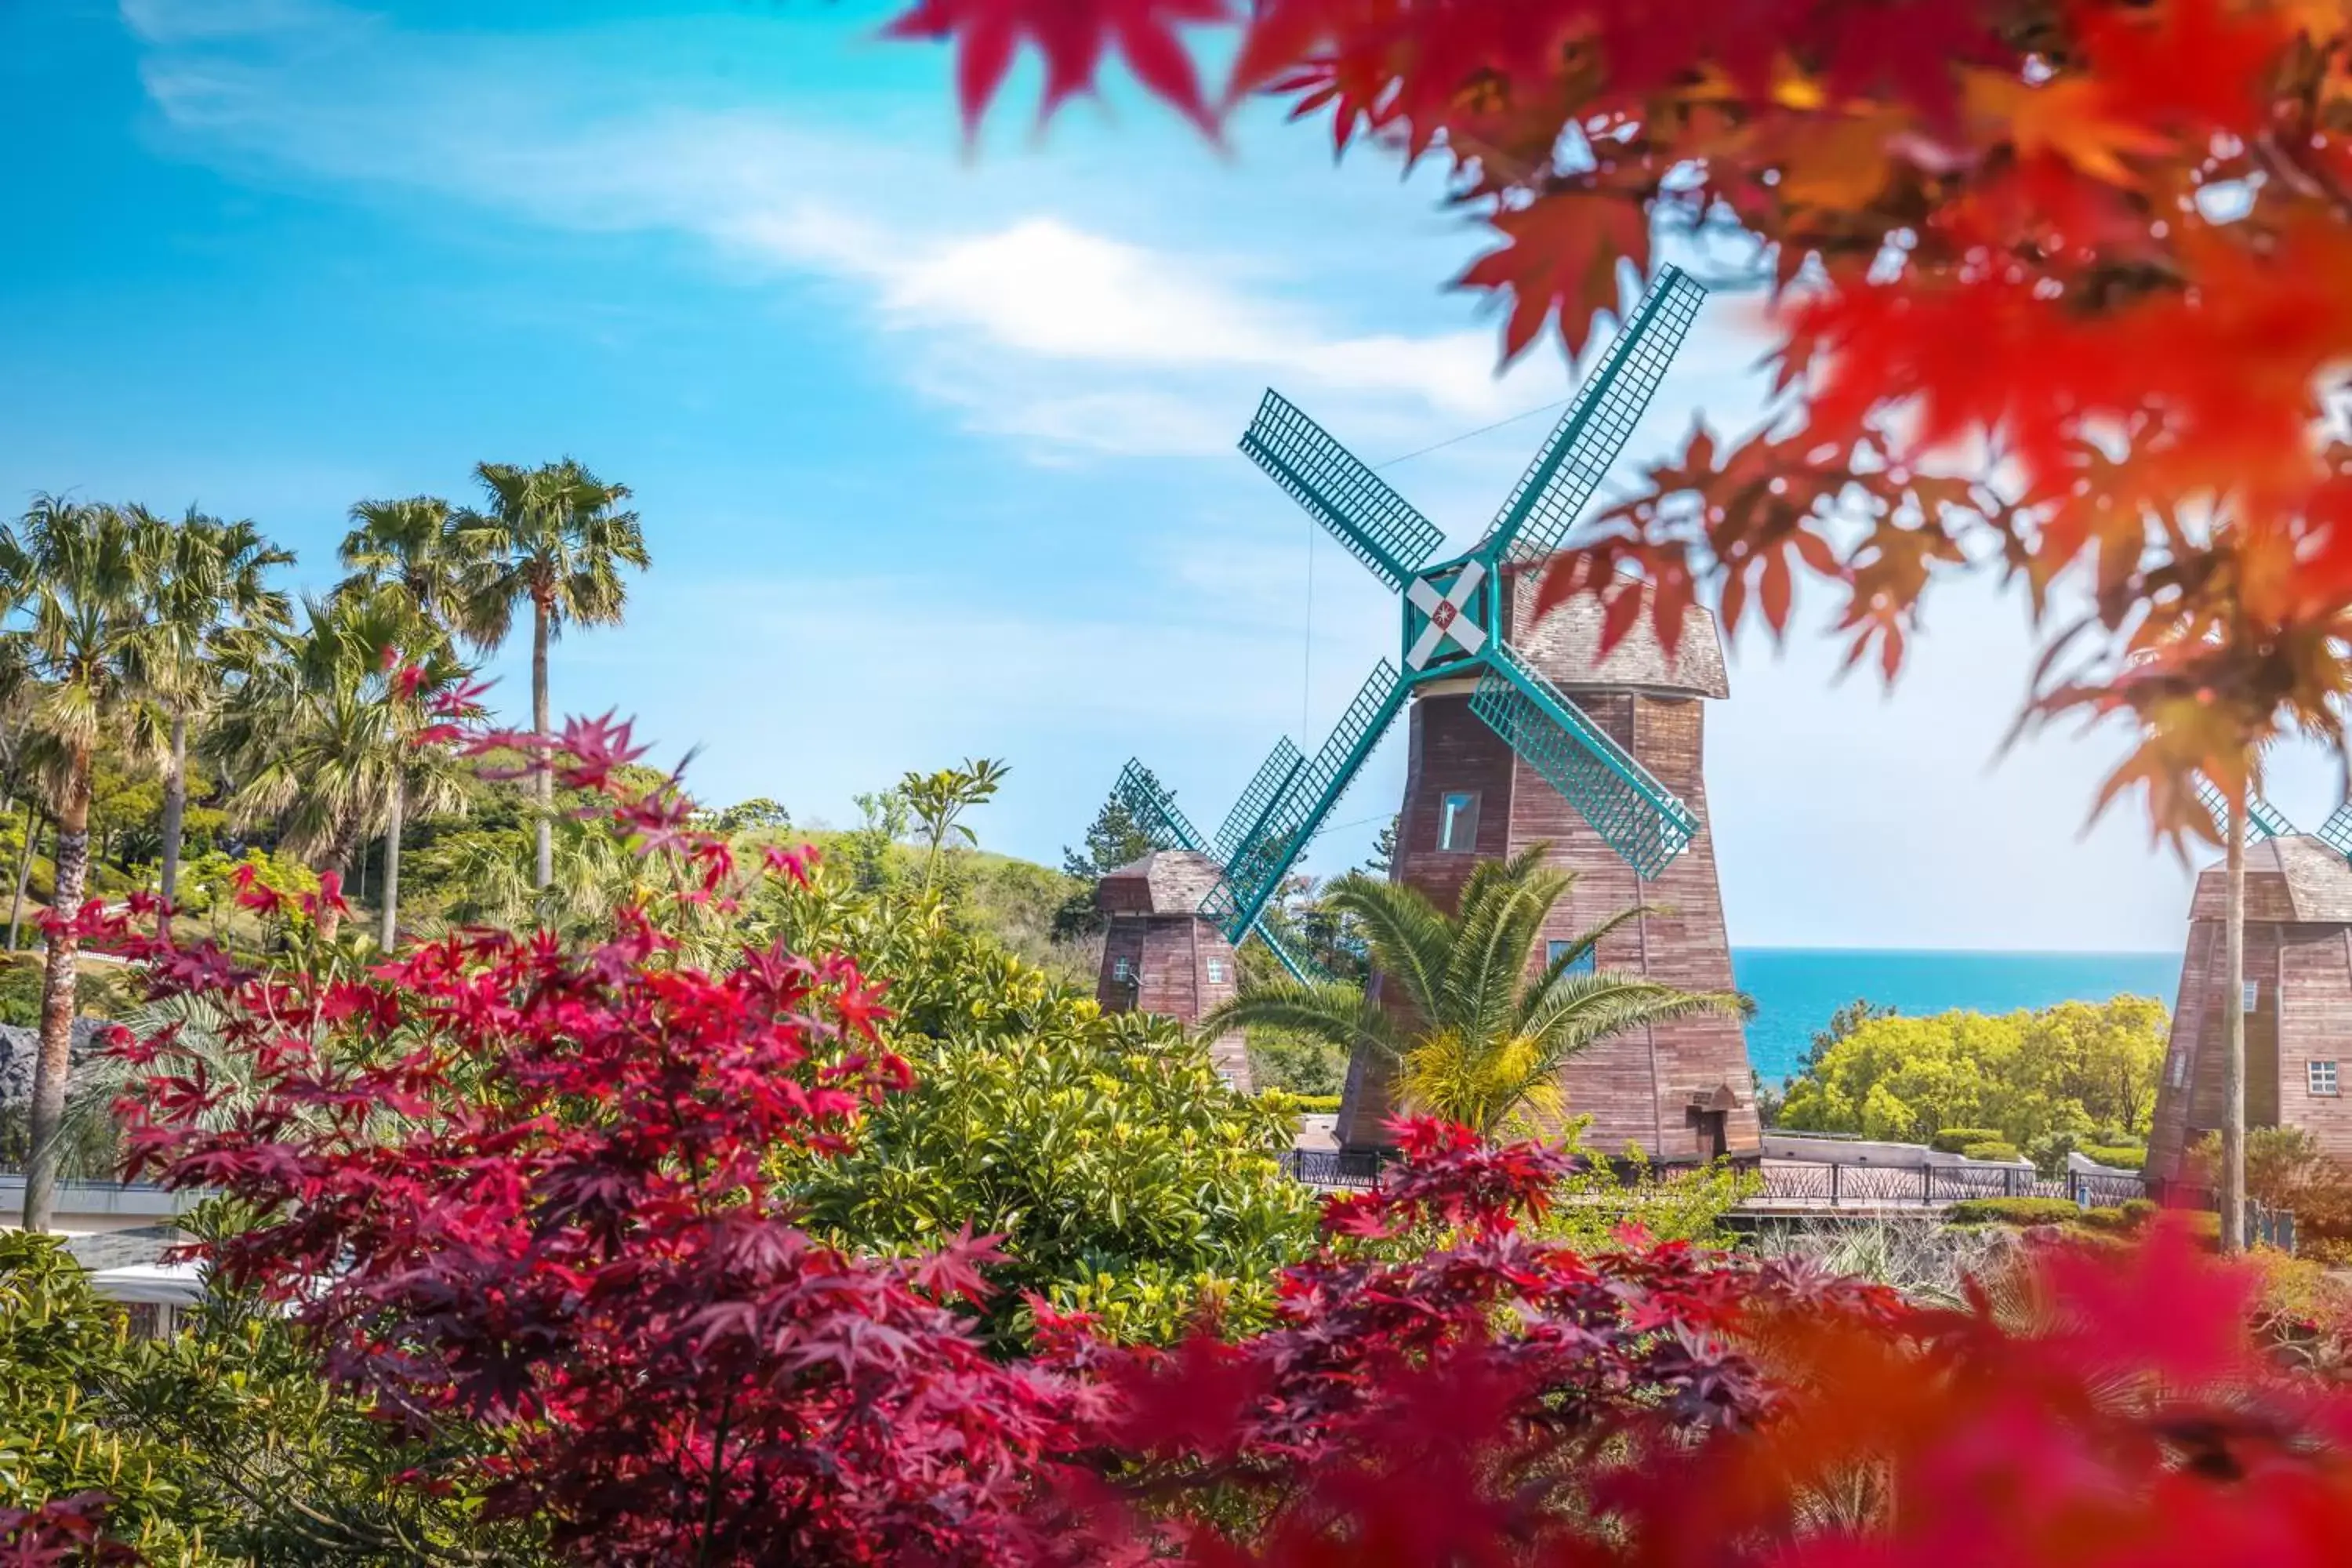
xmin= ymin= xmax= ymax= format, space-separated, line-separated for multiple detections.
xmin=1043 ymin=1118 xmax=1910 ymax=1554
xmin=101 ymin=718 xmax=1076 ymax=1567
xmin=0 ymin=1495 xmax=142 ymax=1566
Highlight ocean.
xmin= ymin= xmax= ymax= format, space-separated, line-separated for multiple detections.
xmin=1732 ymin=948 xmax=2181 ymax=1084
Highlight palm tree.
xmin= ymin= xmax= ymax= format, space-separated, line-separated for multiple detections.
xmin=1203 ymin=848 xmax=1739 ymax=1138
xmin=141 ymin=507 xmax=292 ymax=926
xmin=339 ymin=495 xmax=471 ymax=630
xmin=0 ymin=498 xmax=168 ymax=1229
xmin=209 ymin=587 xmax=474 ymax=946
xmin=455 ymin=460 xmax=648 ymax=892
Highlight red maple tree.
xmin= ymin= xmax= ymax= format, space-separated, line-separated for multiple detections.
xmin=891 ymin=0 xmax=2352 ymax=833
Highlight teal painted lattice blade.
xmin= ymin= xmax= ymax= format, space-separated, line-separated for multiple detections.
xmin=1214 ymin=738 xmax=1305 ymax=868
xmin=1116 ymin=757 xmax=1320 ymax=978
xmin=1113 ymin=760 xmax=1209 ymax=855
xmin=2320 ymin=801 xmax=2352 ymax=861
xmin=1483 ymin=266 xmax=1707 ymax=567
xmin=1249 ymin=925 xmax=1322 ymax=985
xmin=2193 ymin=775 xmax=2295 ymax=843
xmin=1210 ymin=660 xmax=1409 ymax=941
xmin=1470 ymin=652 xmax=1697 ymax=880
xmin=1240 ymin=391 xmax=1446 ymax=592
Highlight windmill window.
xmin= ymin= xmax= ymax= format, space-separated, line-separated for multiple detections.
xmin=2244 ymin=979 xmax=2262 ymax=1013
xmin=2311 ymin=1060 xmax=2340 ymax=1097
xmin=1437 ymin=792 xmax=1480 ymax=852
xmin=1112 ymin=957 xmax=1133 ymax=982
xmin=1546 ymin=940 xmax=1596 ymax=977
xmin=2170 ymin=1051 xmax=2189 ymax=1089
xmin=1206 ymin=958 xmax=1226 ymax=983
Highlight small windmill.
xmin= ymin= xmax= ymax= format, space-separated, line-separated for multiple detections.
xmin=1108 ymin=754 xmax=1319 ymax=982
xmin=2151 ymin=779 xmax=2352 ymax=1180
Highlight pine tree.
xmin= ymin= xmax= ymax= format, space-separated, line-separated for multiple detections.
xmin=1051 ymin=793 xmax=1152 ymax=942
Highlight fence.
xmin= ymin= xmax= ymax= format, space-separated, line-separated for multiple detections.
xmin=1276 ymin=1151 xmax=2291 ymax=1247
xmin=1750 ymin=1161 xmax=2155 ymax=1209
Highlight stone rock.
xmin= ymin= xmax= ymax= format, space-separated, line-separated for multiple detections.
xmin=0 ymin=1018 xmax=114 ymax=1107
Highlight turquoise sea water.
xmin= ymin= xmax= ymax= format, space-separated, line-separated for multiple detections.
xmin=1732 ymin=948 xmax=2181 ymax=1084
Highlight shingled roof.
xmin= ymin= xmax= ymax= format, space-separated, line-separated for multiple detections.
xmin=1097 ymin=848 xmax=1225 ymax=917
xmin=2190 ymin=835 xmax=2352 ymax=924
xmin=1509 ymin=576 xmax=1730 ymax=699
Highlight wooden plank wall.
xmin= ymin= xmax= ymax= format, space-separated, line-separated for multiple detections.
xmin=1097 ymin=917 xmax=1251 ymax=1090
xmin=1334 ymin=688 xmax=1760 ymax=1160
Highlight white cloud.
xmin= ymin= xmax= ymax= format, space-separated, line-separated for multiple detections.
xmin=121 ymin=0 xmax=1569 ymax=459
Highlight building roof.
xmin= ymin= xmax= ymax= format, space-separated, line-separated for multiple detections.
xmin=1508 ymin=575 xmax=1730 ymax=699
xmin=1097 ymin=848 xmax=1225 ymax=917
xmin=2190 ymin=834 xmax=2352 ymax=924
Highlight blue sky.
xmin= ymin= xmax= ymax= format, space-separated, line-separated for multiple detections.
xmin=3 ymin=0 xmax=2328 ymax=950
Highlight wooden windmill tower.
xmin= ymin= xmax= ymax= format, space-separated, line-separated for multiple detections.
xmin=1093 ymin=847 xmax=1255 ymax=1090
xmin=1116 ymin=264 xmax=1759 ymax=1163
xmin=2147 ymin=786 xmax=2352 ymax=1181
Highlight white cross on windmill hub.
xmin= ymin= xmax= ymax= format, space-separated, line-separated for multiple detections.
xmin=1405 ymin=560 xmax=1489 ymax=670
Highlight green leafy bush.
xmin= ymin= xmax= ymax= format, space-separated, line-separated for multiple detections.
xmin=1947 ymin=1196 xmax=2086 ymax=1227
xmin=1272 ymin=1092 xmax=1342 ymax=1114
xmin=1958 ymin=1140 xmax=2024 ymax=1163
xmin=1247 ymin=1031 xmax=1349 ymax=1096
xmin=1781 ymin=998 xmax=2167 ymax=1146
xmin=764 ymin=877 xmax=1319 ymax=1348
xmin=1930 ymin=1127 xmax=2006 ymax=1153
xmin=2078 ymin=1142 xmax=2147 ymax=1171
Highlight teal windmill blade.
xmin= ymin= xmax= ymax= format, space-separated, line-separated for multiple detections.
xmin=1110 ymin=757 xmax=1319 ymax=982
xmin=1470 ymin=647 xmax=1698 ymax=878
xmin=1207 ymin=661 xmax=1410 ymax=942
xmin=1240 ymin=392 xmax=1446 ymax=592
xmin=1477 ymin=265 xmax=1706 ymax=567
xmin=1213 ymin=738 xmax=1305 ymax=868
xmin=1112 ymin=759 xmax=1210 ymax=852
xmin=2193 ymin=774 xmax=2297 ymax=842
xmin=2320 ymin=800 xmax=2352 ymax=859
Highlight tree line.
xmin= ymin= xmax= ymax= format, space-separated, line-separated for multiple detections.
xmin=5 ymin=459 xmax=649 ymax=1229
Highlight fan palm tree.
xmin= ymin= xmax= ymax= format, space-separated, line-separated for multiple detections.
xmin=209 ymin=587 xmax=474 ymax=946
xmin=1203 ymin=848 xmax=1740 ymax=1138
xmin=340 ymin=495 xmax=472 ymax=632
xmin=455 ymin=460 xmax=648 ymax=891
xmin=140 ymin=507 xmax=292 ymax=924
xmin=0 ymin=497 xmax=169 ymax=1229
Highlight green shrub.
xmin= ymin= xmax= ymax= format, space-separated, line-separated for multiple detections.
xmin=1958 ymin=1140 xmax=2024 ymax=1163
xmin=2078 ymin=1142 xmax=2147 ymax=1171
xmin=1931 ymin=1127 xmax=2005 ymax=1154
xmin=1947 ymin=1196 xmax=2085 ymax=1227
xmin=2119 ymin=1196 xmax=2158 ymax=1225
xmin=1273 ymin=1092 xmax=1342 ymax=1114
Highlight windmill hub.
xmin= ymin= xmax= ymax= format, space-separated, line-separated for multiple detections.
xmin=1405 ymin=557 xmax=1491 ymax=671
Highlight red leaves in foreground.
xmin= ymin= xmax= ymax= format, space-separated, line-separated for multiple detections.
xmin=885 ymin=0 xmax=1230 ymax=135
xmin=81 ymin=735 xmax=2352 ymax=1563
xmin=111 ymin=824 xmax=1067 ymax=1564
xmin=0 ymin=1495 xmax=141 ymax=1566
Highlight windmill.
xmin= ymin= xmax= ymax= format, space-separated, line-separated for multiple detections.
xmin=1120 ymin=262 xmax=1758 ymax=1160
xmin=1088 ymin=757 xmax=1322 ymax=1089
xmin=2148 ymin=782 xmax=2352 ymax=1179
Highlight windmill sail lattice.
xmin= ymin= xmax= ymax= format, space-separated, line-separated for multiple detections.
xmin=1109 ymin=760 xmax=1316 ymax=982
xmin=1136 ymin=263 xmax=1711 ymax=948
xmin=1483 ymin=268 xmax=1706 ymax=565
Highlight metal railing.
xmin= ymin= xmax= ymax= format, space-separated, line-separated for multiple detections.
xmin=1750 ymin=1162 xmax=2157 ymax=1209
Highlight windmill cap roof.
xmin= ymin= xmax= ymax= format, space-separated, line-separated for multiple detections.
xmin=1098 ymin=848 xmax=1227 ymax=916
xmin=1510 ymin=575 xmax=1730 ymax=699
xmin=2192 ymin=834 xmax=2352 ymax=924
